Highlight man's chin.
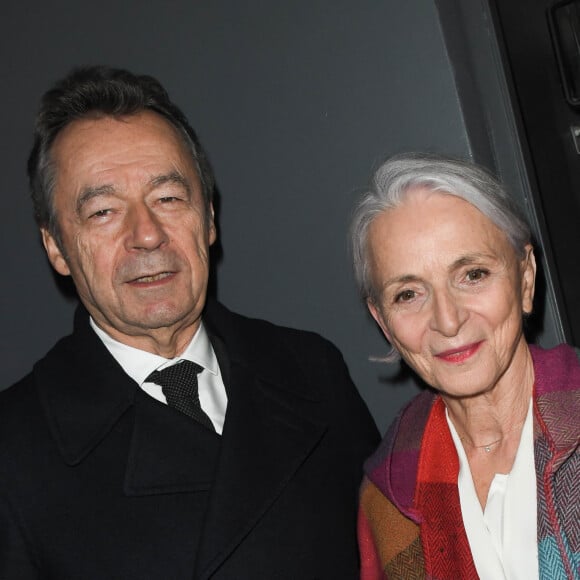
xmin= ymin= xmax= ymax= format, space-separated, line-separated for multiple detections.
xmin=125 ymin=307 xmax=196 ymax=332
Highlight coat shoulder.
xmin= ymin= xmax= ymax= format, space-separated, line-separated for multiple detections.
xmin=205 ymin=299 xmax=339 ymax=353
xmin=205 ymin=299 xmax=380 ymax=447
xmin=204 ymin=300 xmax=355 ymax=390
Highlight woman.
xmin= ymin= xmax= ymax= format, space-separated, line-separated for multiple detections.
xmin=351 ymin=153 xmax=579 ymax=579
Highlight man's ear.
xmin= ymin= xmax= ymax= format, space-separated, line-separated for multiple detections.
xmin=208 ymin=202 xmax=217 ymax=246
xmin=367 ymin=298 xmax=392 ymax=343
xmin=521 ymin=244 xmax=536 ymax=315
xmin=41 ymin=228 xmax=71 ymax=276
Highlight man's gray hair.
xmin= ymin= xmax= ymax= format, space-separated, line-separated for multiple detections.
xmin=350 ymin=152 xmax=532 ymax=303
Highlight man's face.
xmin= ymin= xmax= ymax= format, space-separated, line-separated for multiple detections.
xmin=42 ymin=111 xmax=216 ymax=355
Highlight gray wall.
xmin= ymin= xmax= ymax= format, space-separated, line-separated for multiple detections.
xmin=1 ymin=0 xmax=552 ymax=433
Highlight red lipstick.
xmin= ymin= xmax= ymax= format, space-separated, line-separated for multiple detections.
xmin=435 ymin=341 xmax=483 ymax=363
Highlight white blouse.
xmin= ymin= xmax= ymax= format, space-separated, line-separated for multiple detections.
xmin=446 ymin=400 xmax=539 ymax=580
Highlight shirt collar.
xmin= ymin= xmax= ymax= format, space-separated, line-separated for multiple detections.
xmin=89 ymin=318 xmax=219 ymax=387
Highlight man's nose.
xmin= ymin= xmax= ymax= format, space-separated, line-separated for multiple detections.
xmin=124 ymin=204 xmax=168 ymax=251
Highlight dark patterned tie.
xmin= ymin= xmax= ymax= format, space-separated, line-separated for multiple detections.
xmin=146 ymin=361 xmax=215 ymax=431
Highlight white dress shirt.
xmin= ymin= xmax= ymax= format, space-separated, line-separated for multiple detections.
xmin=446 ymin=400 xmax=538 ymax=580
xmin=90 ymin=318 xmax=228 ymax=434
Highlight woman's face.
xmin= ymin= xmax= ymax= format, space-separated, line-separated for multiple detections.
xmin=366 ymin=187 xmax=536 ymax=398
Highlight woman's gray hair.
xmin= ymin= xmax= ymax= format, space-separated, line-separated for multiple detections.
xmin=350 ymin=153 xmax=532 ymax=304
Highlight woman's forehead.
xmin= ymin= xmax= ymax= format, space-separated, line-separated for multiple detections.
xmin=367 ymin=190 xmax=515 ymax=275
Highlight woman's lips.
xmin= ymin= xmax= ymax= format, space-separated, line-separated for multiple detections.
xmin=434 ymin=341 xmax=483 ymax=363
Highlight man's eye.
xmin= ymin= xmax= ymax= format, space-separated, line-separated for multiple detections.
xmin=159 ymin=196 xmax=181 ymax=203
xmin=466 ymin=268 xmax=488 ymax=282
xmin=395 ymin=289 xmax=416 ymax=303
xmin=90 ymin=209 xmax=111 ymax=218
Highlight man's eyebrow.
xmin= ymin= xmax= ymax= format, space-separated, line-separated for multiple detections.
xmin=76 ymin=184 xmax=115 ymax=214
xmin=75 ymin=172 xmax=193 ymax=213
xmin=149 ymin=171 xmax=192 ymax=195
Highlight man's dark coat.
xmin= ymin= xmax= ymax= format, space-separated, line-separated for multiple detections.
xmin=0 ymin=300 xmax=379 ymax=579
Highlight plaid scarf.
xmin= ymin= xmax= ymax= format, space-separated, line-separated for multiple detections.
xmin=358 ymin=344 xmax=579 ymax=579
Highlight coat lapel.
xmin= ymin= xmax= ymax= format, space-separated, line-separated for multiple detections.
xmin=34 ymin=309 xmax=136 ymax=467
xmin=195 ymin=361 xmax=327 ymax=579
xmin=195 ymin=302 xmax=328 ymax=578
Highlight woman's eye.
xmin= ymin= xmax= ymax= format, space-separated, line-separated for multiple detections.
xmin=395 ymin=289 xmax=416 ymax=303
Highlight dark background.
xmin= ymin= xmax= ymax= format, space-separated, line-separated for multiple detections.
xmin=491 ymin=0 xmax=580 ymax=346
xmin=1 ymin=0 xmax=572 ymax=433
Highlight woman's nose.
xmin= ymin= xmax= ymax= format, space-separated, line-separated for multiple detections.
xmin=429 ymin=290 xmax=467 ymax=337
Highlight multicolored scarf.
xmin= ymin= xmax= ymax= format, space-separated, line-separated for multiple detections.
xmin=358 ymin=344 xmax=579 ymax=579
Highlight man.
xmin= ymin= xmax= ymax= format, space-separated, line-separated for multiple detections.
xmin=0 ymin=66 xmax=379 ymax=579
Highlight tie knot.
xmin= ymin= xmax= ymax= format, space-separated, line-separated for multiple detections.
xmin=146 ymin=360 xmax=203 ymax=399
xmin=145 ymin=360 xmax=214 ymax=430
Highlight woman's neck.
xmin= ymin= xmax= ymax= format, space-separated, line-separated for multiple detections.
xmin=443 ymin=343 xmax=534 ymax=449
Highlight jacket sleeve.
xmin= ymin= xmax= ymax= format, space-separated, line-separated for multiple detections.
xmin=358 ymin=478 xmax=386 ymax=579
xmin=358 ymin=476 xmax=425 ymax=579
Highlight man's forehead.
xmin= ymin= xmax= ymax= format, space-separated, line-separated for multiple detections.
xmin=48 ymin=113 xmax=203 ymax=213
xmin=51 ymin=112 xmax=198 ymax=177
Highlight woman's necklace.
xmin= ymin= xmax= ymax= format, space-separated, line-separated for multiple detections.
xmin=459 ymin=420 xmax=525 ymax=453
xmin=461 ymin=436 xmax=502 ymax=453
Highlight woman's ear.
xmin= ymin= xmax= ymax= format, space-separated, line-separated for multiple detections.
xmin=521 ymin=244 xmax=536 ymax=315
xmin=367 ymin=298 xmax=392 ymax=343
